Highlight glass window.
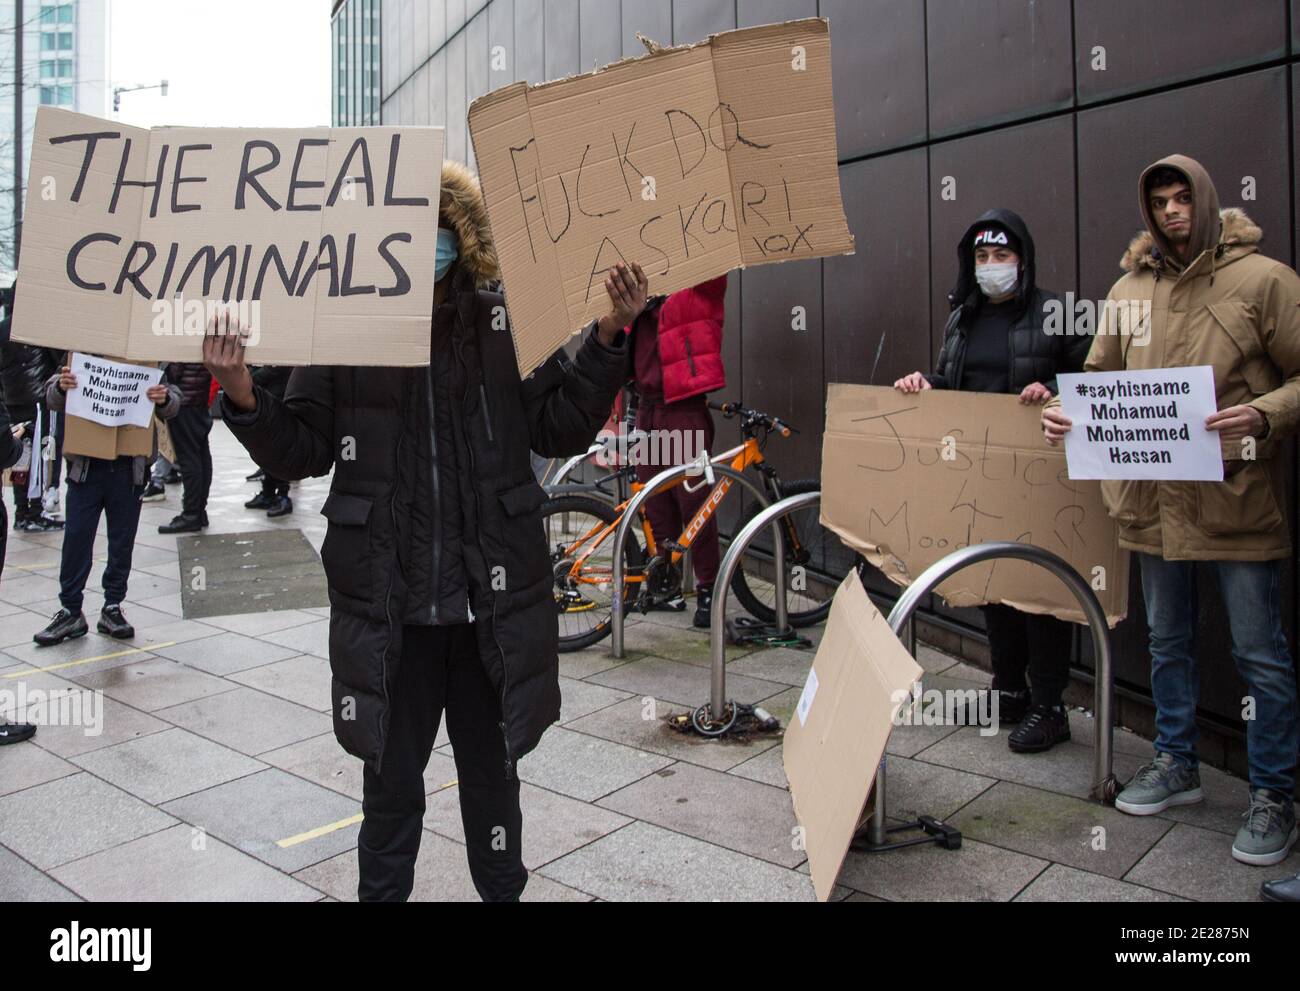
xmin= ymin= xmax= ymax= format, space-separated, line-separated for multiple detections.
xmin=39 ymin=85 xmax=57 ymax=103
xmin=40 ymin=5 xmax=57 ymax=24
xmin=60 ymin=59 xmax=73 ymax=76
xmin=57 ymin=31 xmax=72 ymax=50
xmin=58 ymin=84 xmax=73 ymax=104
xmin=58 ymin=3 xmax=73 ymax=22
xmin=40 ymin=60 xmax=57 ymax=78
xmin=41 ymin=32 xmax=57 ymax=51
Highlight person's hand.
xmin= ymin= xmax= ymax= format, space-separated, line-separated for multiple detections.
xmin=10 ymin=424 xmax=23 ymax=439
xmin=893 ymin=371 xmax=931 ymax=394
xmin=202 ymin=310 xmax=255 ymax=413
xmin=596 ymin=261 xmax=648 ymax=344
xmin=1206 ymin=404 xmax=1266 ymax=442
xmin=146 ymin=384 xmax=169 ymax=406
xmin=1019 ymin=382 xmax=1053 ymax=405
xmin=1042 ymin=406 xmax=1073 ymax=446
xmin=58 ymin=365 xmax=77 ymax=394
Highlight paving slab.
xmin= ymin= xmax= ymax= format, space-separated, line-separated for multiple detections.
xmin=75 ymin=657 xmax=236 ymax=711
xmin=1124 ymin=821 xmax=1300 ymax=902
xmin=155 ymin=686 xmax=332 ymax=756
xmin=228 ymin=653 xmax=332 ymax=711
xmin=0 ymin=843 xmax=82 ymax=900
xmin=149 ymin=631 xmax=302 ymax=676
xmin=836 ymin=835 xmax=1049 ymax=902
xmin=516 ymin=726 xmax=674 ymax=802
xmin=539 ymin=820 xmax=816 ymax=901
xmin=51 ymin=823 xmax=324 ymax=901
xmin=70 ymin=726 xmax=265 ymax=805
xmin=1015 ymin=863 xmax=1185 ymax=902
xmin=585 ymin=654 xmax=788 ymax=709
xmin=0 ymin=772 xmax=175 ymax=870
xmin=0 ymin=738 xmax=78 ymax=796
xmin=557 ymin=675 xmax=632 ymax=725
xmin=160 ymin=768 xmax=361 ymax=873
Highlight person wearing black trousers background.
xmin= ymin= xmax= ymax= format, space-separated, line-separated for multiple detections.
xmin=242 ymin=365 xmax=293 ymax=517
xmin=0 ymin=400 xmax=38 ymax=743
xmin=158 ymin=361 xmax=213 ymax=534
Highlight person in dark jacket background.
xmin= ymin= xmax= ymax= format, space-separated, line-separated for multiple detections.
xmin=0 ymin=292 xmax=63 ymax=533
xmin=206 ymin=161 xmax=637 ymax=903
xmin=242 ymin=365 xmax=293 ymax=517
xmin=0 ymin=399 xmax=36 ymax=743
xmin=894 ymin=208 xmax=1092 ymax=753
xmin=158 ymin=361 xmax=213 ymax=533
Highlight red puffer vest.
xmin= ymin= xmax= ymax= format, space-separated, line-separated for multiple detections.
xmin=655 ymin=275 xmax=727 ymax=404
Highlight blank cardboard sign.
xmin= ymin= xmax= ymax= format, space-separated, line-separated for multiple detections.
xmin=469 ymin=17 xmax=855 ymax=375
xmin=819 ymin=383 xmax=1130 ymax=626
xmin=784 ymin=573 xmax=923 ymax=902
xmin=13 ymin=107 xmax=444 ymax=366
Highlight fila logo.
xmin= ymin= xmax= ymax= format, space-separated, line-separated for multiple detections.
xmin=973 ymin=229 xmax=1009 ymax=247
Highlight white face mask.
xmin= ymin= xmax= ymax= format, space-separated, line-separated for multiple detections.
xmin=975 ymin=262 xmax=1019 ymax=298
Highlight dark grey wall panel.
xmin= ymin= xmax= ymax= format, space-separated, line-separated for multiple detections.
xmin=927 ymin=114 xmax=1077 ymax=352
xmin=545 ymin=0 xmax=579 ymax=78
xmin=672 ymin=0 xmax=735 ymax=44
xmin=579 ymin=0 xmax=622 ymax=71
xmin=739 ymin=0 xmax=816 ymax=28
xmin=1075 ymin=0 xmax=1287 ymax=104
xmin=621 ymin=0 xmax=670 ymax=56
xmin=739 ymin=260 xmax=825 ymax=484
xmin=927 ymin=0 xmax=1073 ymax=135
xmin=1077 ymin=68 xmax=1291 ymax=303
xmin=821 ymin=0 xmax=927 ymax=159
xmin=446 ymin=28 xmax=467 ymax=163
xmin=515 ymin=0 xmax=545 ymax=82
xmin=824 ymin=151 xmax=931 ymax=390
xmin=488 ymin=0 xmax=515 ymax=86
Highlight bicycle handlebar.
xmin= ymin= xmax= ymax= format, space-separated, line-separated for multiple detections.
xmin=708 ymin=400 xmax=797 ymax=437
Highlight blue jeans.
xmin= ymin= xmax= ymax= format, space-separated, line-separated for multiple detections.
xmin=1138 ymin=553 xmax=1299 ymax=794
xmin=59 ymin=456 xmax=144 ymax=613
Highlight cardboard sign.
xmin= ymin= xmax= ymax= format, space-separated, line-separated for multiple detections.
xmin=469 ymin=17 xmax=855 ymax=374
xmin=65 ymin=352 xmax=162 ymax=428
xmin=14 ymin=107 xmax=444 ymax=366
xmin=63 ymin=413 xmax=155 ymax=461
xmin=820 ymin=384 xmax=1130 ymax=627
xmin=1057 ymin=367 xmax=1224 ymax=481
xmin=784 ymin=573 xmax=923 ymax=902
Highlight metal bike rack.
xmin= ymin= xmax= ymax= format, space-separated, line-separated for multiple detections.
xmin=705 ymin=491 xmax=821 ymax=728
xmin=859 ymin=541 xmax=1118 ymax=850
xmin=610 ymin=461 xmax=777 ymax=659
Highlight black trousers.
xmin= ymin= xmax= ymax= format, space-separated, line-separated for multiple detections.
xmin=980 ymin=603 xmax=1073 ymax=707
xmin=168 ymin=405 xmax=213 ymax=517
xmin=260 ymin=473 xmax=289 ymax=498
xmin=59 ymin=456 xmax=143 ymax=612
xmin=357 ymin=622 xmax=526 ymax=902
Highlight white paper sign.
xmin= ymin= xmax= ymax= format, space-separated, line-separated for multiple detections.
xmin=1058 ymin=366 xmax=1224 ymax=481
xmin=65 ymin=353 xmax=163 ymax=429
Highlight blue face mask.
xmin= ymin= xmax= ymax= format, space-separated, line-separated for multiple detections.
xmin=435 ymin=227 xmax=459 ymax=282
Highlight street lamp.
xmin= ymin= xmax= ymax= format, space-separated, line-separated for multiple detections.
xmin=113 ymin=79 xmax=168 ymax=112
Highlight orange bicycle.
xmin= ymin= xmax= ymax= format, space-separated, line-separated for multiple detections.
xmin=542 ymin=402 xmax=828 ymax=651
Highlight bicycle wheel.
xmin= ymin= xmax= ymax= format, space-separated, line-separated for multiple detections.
xmin=729 ymin=479 xmax=833 ymax=628
xmin=542 ymin=494 xmax=645 ymax=652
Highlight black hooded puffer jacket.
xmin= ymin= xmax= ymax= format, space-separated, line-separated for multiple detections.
xmin=926 ymin=208 xmax=1091 ymax=394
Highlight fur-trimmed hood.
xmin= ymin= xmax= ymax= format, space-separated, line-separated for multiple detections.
xmin=439 ymin=160 xmax=500 ymax=288
xmin=1120 ymin=207 xmax=1263 ymax=274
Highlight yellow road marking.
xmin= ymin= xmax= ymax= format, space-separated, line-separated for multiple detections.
xmin=277 ymin=813 xmax=364 ymax=848
xmin=2 ymin=642 xmax=179 ymax=677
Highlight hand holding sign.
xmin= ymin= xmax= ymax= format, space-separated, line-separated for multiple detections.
xmin=596 ymin=262 xmax=649 ymax=343
xmin=201 ymin=310 xmax=255 ymax=414
xmin=1205 ymin=404 xmax=1267 ymax=442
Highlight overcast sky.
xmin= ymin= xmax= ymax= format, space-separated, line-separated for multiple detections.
xmin=110 ymin=0 xmax=331 ymax=128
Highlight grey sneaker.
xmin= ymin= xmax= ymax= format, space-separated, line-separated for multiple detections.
xmin=1115 ymin=752 xmax=1203 ymax=815
xmin=1232 ymin=789 xmax=1297 ymax=867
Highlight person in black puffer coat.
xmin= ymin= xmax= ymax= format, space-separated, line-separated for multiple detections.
xmin=0 ymin=398 xmax=36 ymax=744
xmin=206 ymin=161 xmax=640 ymax=903
xmin=0 ymin=320 xmax=60 ymax=531
xmin=242 ymin=366 xmax=293 ymax=517
xmin=158 ymin=361 xmax=213 ymax=533
xmin=893 ymin=208 xmax=1092 ymax=755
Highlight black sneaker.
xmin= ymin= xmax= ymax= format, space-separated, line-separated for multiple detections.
xmin=159 ymin=513 xmax=205 ymax=534
xmin=140 ymin=480 xmax=166 ymax=502
xmin=26 ymin=516 xmax=63 ymax=532
xmin=245 ymin=467 xmax=264 ymax=482
xmin=162 ymin=468 xmax=182 ymax=484
xmin=0 ymin=719 xmax=36 ymax=744
xmin=266 ymin=495 xmax=293 ymax=518
xmin=1008 ymin=703 xmax=1071 ymax=753
xmin=97 ymin=604 xmax=135 ymax=639
xmin=958 ymin=689 xmax=1029 ymax=730
xmin=34 ymin=608 xmax=88 ymax=646
xmin=692 ymin=587 xmax=714 ymax=629
xmin=244 ymin=492 xmax=274 ymax=510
